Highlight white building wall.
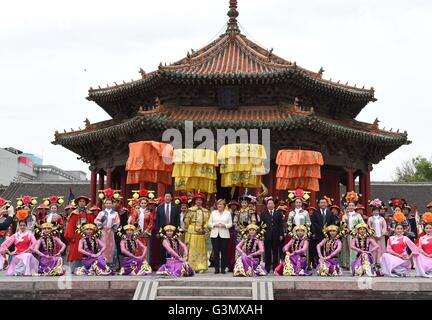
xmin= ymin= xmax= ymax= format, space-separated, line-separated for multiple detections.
xmin=0 ymin=149 xmax=19 ymax=186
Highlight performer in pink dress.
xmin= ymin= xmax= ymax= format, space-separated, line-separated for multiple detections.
xmin=0 ymin=210 xmax=38 ymax=276
xmin=95 ymin=189 xmax=121 ymax=269
xmin=367 ymin=199 xmax=387 ymax=270
xmin=380 ymin=212 xmax=418 ymax=277
xmin=413 ymin=212 xmax=432 ymax=277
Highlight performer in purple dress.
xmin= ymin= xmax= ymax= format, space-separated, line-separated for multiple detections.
xmin=350 ymin=223 xmax=379 ymax=276
xmin=118 ymin=224 xmax=152 ymax=276
xmin=316 ymin=224 xmax=346 ymax=276
xmin=156 ymin=225 xmax=194 ymax=277
xmin=33 ymin=222 xmax=66 ymax=276
xmin=233 ymin=223 xmax=267 ymax=277
xmin=74 ymin=223 xmax=114 ymax=276
xmin=274 ymin=225 xmax=311 ymax=276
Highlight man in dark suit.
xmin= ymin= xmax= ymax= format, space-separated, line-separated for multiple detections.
xmin=155 ymin=192 xmax=181 ymax=265
xmin=310 ymin=197 xmax=337 ymax=267
xmin=261 ymin=198 xmax=284 ymax=273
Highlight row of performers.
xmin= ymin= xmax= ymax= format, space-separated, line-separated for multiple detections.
xmin=0 ymin=190 xmax=432 ymax=277
xmin=1 ymin=214 xmax=432 ymax=278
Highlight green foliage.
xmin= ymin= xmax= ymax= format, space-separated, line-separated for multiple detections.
xmin=395 ymin=156 xmax=432 ymax=182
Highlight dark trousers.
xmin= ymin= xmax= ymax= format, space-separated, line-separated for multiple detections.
xmin=211 ymin=236 xmax=229 ymax=272
xmin=264 ymin=237 xmax=280 ymax=272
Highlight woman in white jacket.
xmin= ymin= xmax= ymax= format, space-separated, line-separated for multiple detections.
xmin=208 ymin=199 xmax=233 ymax=274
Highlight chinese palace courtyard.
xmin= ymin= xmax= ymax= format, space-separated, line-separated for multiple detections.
xmin=53 ymin=0 xmax=410 ymax=211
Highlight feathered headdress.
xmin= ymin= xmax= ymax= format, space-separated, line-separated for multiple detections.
xmin=34 ymin=222 xmax=59 ymax=239
xmin=290 ymin=224 xmax=312 ymax=239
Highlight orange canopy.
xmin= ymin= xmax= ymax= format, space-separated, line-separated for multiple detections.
xmin=276 ymin=150 xmax=324 ymax=166
xmin=126 ymin=141 xmax=174 ymax=185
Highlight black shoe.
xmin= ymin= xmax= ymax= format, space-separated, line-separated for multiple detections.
xmin=221 ymin=270 xmax=226 ymax=274
xmin=215 ymin=270 xmax=220 ymax=274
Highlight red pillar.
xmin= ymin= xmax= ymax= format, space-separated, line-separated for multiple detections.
xmin=120 ymin=169 xmax=127 ymax=205
xmin=359 ymin=171 xmax=371 ymax=216
xmin=346 ymin=168 xmax=355 ymax=192
xmin=90 ymin=169 xmax=97 ymax=206
xmin=157 ymin=183 xmax=166 ymax=198
xmin=97 ymin=171 xmax=105 ymax=208
xmin=309 ymin=191 xmax=317 ymax=209
xmin=106 ymin=168 xmax=113 ymax=189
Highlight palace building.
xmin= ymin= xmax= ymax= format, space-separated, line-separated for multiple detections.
xmin=53 ymin=0 xmax=410 ymax=211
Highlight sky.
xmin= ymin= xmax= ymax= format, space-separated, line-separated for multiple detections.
xmin=1 ymin=0 xmax=431 ymax=181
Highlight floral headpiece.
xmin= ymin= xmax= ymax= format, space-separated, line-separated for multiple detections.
xmin=369 ymin=198 xmax=384 ymax=209
xmin=132 ymin=189 xmax=156 ymax=201
xmin=16 ymin=195 xmax=37 ymax=208
xmin=98 ymin=188 xmax=121 ymax=202
xmin=0 ymin=197 xmax=11 ymax=210
xmin=43 ymin=195 xmax=65 ymax=207
xmin=342 ymin=191 xmax=361 ymax=207
xmin=287 ymin=188 xmax=311 ymax=203
xmin=422 ymin=212 xmax=432 ymax=226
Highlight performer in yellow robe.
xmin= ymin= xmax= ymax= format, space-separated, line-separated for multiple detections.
xmin=184 ymin=192 xmax=210 ymax=272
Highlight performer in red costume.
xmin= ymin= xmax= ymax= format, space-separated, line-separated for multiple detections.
xmin=64 ymin=195 xmax=94 ymax=272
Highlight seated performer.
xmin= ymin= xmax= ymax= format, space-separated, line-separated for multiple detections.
xmin=413 ymin=212 xmax=432 ymax=278
xmin=118 ymin=224 xmax=152 ymax=276
xmin=316 ymin=224 xmax=345 ymax=276
xmin=33 ymin=222 xmax=66 ymax=276
xmin=156 ymin=225 xmax=194 ymax=277
xmin=274 ymin=225 xmax=311 ymax=276
xmin=381 ymin=212 xmax=418 ymax=277
xmin=350 ymin=223 xmax=379 ymax=277
xmin=74 ymin=223 xmax=114 ymax=276
xmin=234 ymin=224 xmax=267 ymax=277
xmin=0 ymin=210 xmax=38 ymax=276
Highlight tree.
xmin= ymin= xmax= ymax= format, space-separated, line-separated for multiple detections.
xmin=395 ymin=156 xmax=432 ymax=182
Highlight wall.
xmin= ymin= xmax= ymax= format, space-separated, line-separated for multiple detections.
xmin=0 ymin=149 xmax=18 ymax=186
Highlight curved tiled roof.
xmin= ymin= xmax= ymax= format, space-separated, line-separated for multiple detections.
xmin=87 ymin=4 xmax=375 ymax=105
xmin=53 ymin=105 xmax=409 ymax=148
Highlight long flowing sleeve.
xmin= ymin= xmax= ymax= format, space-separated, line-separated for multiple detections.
xmin=144 ymin=213 xmax=154 ymax=234
xmin=253 ymin=240 xmax=264 ymax=256
xmin=287 ymin=212 xmax=294 ymax=227
xmin=0 ymin=234 xmax=16 ymax=254
xmin=404 ymin=236 xmax=419 ymax=255
xmin=382 ymin=218 xmax=387 ymax=236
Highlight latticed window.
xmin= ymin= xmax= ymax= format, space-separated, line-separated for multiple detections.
xmin=217 ymin=86 xmax=239 ymax=109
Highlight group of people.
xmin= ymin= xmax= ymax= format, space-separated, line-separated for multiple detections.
xmin=0 ymin=189 xmax=432 ymax=279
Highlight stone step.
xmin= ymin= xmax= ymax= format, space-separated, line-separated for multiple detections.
xmin=156 ymin=295 xmax=252 ymax=300
xmin=157 ymin=286 xmax=252 ymax=297
xmin=158 ymin=280 xmax=252 ymax=288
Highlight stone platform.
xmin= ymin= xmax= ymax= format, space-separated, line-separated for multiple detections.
xmin=1 ymin=269 xmax=432 ymax=300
